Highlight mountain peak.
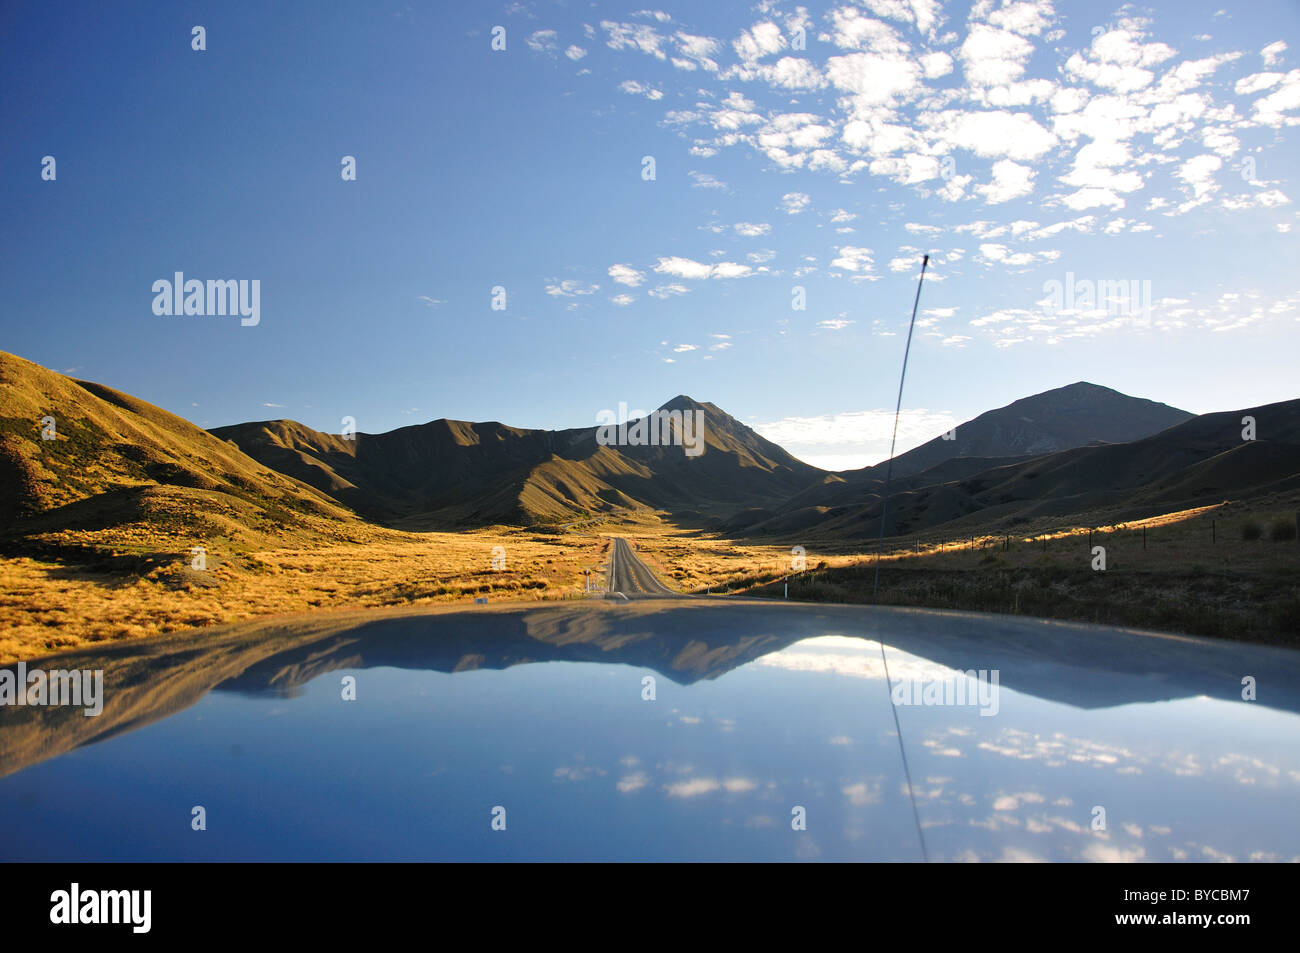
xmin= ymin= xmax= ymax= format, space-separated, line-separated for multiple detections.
xmin=658 ymin=394 xmax=707 ymax=412
xmin=854 ymin=382 xmax=1194 ymax=479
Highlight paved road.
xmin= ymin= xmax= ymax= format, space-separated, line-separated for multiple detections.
xmin=605 ymin=537 xmax=681 ymax=599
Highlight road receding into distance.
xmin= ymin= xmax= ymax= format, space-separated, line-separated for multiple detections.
xmin=605 ymin=536 xmax=681 ymax=599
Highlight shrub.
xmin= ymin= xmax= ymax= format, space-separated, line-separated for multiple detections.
xmin=1242 ymin=520 xmax=1263 ymax=541
xmin=1269 ymin=519 xmax=1297 ymax=542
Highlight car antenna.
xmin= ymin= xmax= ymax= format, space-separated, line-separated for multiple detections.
xmin=873 ymin=253 xmax=931 ymax=862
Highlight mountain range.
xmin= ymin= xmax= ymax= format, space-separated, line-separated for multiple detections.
xmin=2 ymin=350 xmax=1297 ymax=543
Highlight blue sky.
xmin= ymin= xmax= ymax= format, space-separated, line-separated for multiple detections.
xmin=2 ymin=0 xmax=1297 ymax=469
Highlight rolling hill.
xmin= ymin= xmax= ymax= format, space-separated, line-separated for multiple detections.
xmin=0 ymin=351 xmax=359 ymax=553
xmin=3 ymin=351 xmax=1294 ymax=548
xmin=853 ymin=381 xmax=1193 ymax=481
xmin=211 ymin=395 xmax=824 ymax=527
xmin=731 ymin=398 xmax=1300 ymax=541
xmin=722 ymin=382 xmax=1196 ymax=536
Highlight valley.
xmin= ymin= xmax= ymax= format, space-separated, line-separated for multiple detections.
xmin=2 ymin=349 xmax=1297 ymax=661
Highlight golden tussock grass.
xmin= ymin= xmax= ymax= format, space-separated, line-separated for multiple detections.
xmin=0 ymin=529 xmax=611 ymax=664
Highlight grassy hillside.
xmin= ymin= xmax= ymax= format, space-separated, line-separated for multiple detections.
xmin=0 ymin=352 xmax=609 ymax=661
xmin=213 ymin=395 xmax=826 ymax=527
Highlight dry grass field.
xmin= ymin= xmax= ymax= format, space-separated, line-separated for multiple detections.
xmin=0 ymin=526 xmax=610 ymax=664
xmin=4 ymin=491 xmax=1297 ymax=664
xmin=628 ymin=495 xmax=1300 ymax=646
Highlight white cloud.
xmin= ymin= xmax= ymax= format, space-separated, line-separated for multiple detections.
xmin=565 ymin=45 xmax=587 ymax=61
xmin=653 ymin=257 xmax=753 ymax=280
xmin=601 ymin=20 xmax=668 ymax=59
xmin=608 ymin=264 xmax=646 ymax=287
xmin=830 ymin=245 xmax=874 ymax=271
xmin=1176 ymin=153 xmax=1222 ymax=202
xmin=711 ymin=261 xmax=754 ymax=278
xmin=781 ymin=191 xmax=811 ymax=214
xmin=674 ymin=32 xmax=720 ymax=71
xmin=609 ymin=293 xmax=635 ymax=306
xmin=960 ymin=24 xmax=1034 ymax=87
xmin=545 ymin=279 xmax=599 ymax=297
xmin=977 ymin=159 xmax=1035 ymax=203
xmin=648 ymin=283 xmax=689 ymax=299
xmin=733 ymin=222 xmax=772 ymax=237
xmin=654 ymin=256 xmax=713 ymax=280
xmin=619 ymin=79 xmax=663 ymax=100
xmin=986 ymin=1 xmax=1055 ymax=37
xmin=930 ymin=109 xmax=1058 ymax=160
xmin=1236 ymin=72 xmax=1283 ymax=96
xmin=1060 ymin=186 xmax=1126 ymax=210
xmin=734 ymin=21 xmax=785 ymax=64
xmin=1261 ymin=41 xmax=1287 ymax=67
xmin=762 ymin=57 xmax=827 ymax=90
xmin=753 ymin=407 xmax=959 ymax=470
xmin=689 ymin=170 xmax=727 ymax=189
xmin=826 ymin=51 xmax=923 ymax=105
xmin=920 ymin=51 xmax=954 ymax=78
xmin=526 ymin=30 xmax=559 ymax=55
xmin=1249 ymin=69 xmax=1300 ymax=127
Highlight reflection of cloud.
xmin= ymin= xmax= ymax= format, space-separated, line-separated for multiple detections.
xmin=1081 ymin=842 xmax=1145 ymax=863
xmin=664 ymin=776 xmax=758 ymax=797
xmin=617 ymin=772 xmax=649 ymax=793
xmin=976 ymin=727 xmax=1142 ymax=771
xmin=999 ymin=847 xmax=1047 ymax=862
xmin=794 ymin=837 xmax=822 ymax=860
xmin=554 ymin=762 xmax=606 ymax=782
xmin=829 ymin=735 xmax=854 ymax=746
xmin=993 ymin=791 xmax=1045 ymax=811
xmin=665 ymin=777 xmax=719 ymax=797
xmin=842 ymin=781 xmax=881 ymax=806
xmin=923 ymin=738 xmax=963 ymax=758
xmin=973 ymin=726 xmax=1300 ymax=794
xmin=756 ymin=636 xmax=968 ymax=683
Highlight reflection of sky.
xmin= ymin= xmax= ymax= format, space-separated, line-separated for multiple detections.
xmin=0 ymin=635 xmax=1297 ymax=861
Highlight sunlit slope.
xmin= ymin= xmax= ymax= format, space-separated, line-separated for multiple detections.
xmin=214 ymin=395 xmax=826 ymax=526
xmin=737 ymin=397 xmax=1300 ymax=540
xmin=0 ymin=351 xmax=354 ymax=542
